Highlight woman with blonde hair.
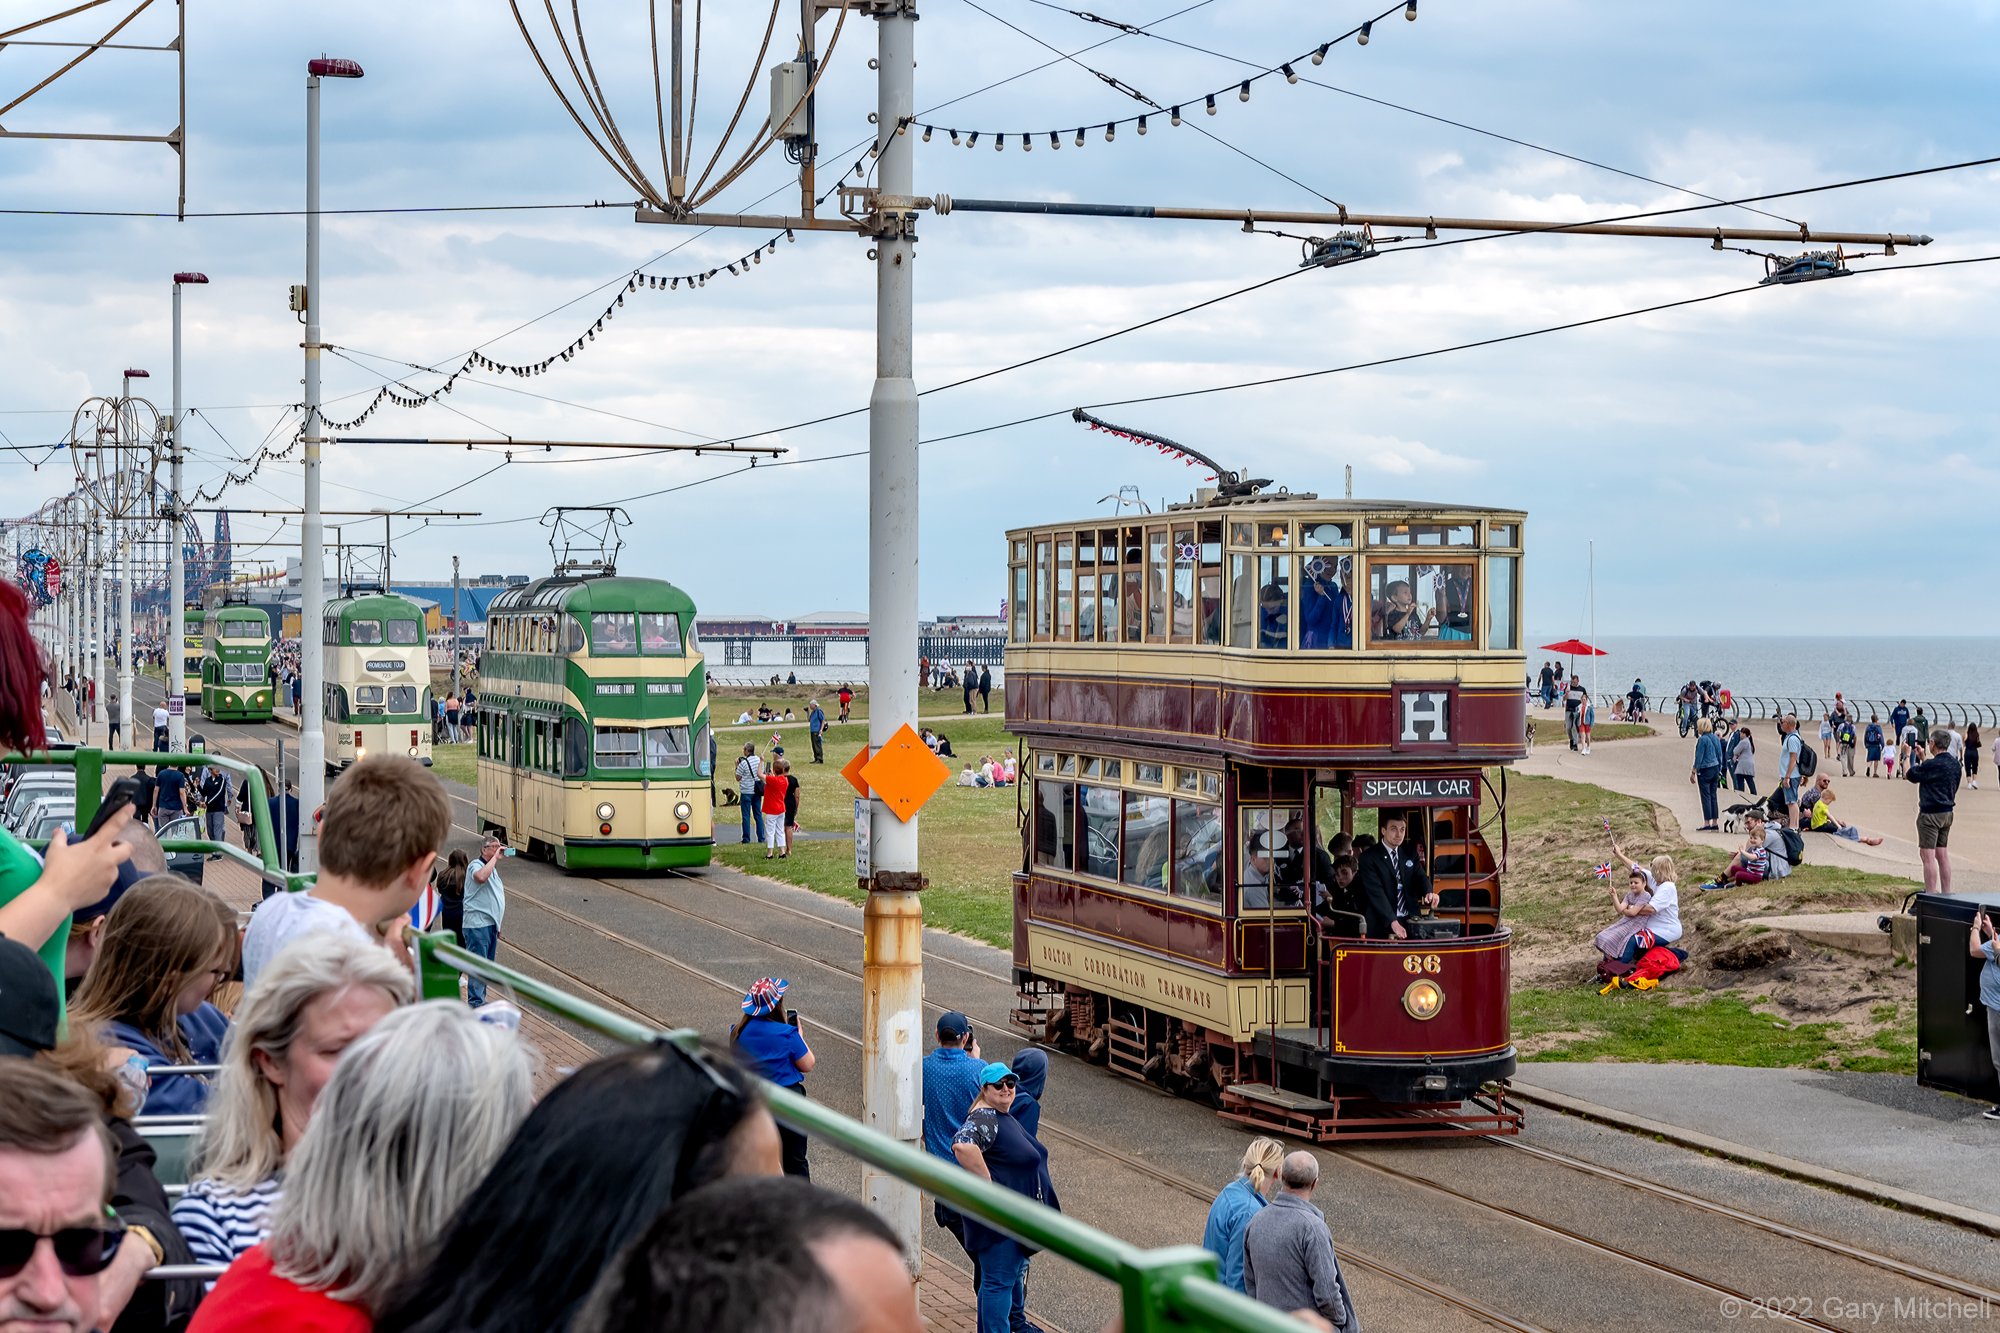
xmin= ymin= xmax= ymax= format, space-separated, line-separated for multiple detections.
xmin=188 ymin=1001 xmax=534 ymax=1331
xmin=1600 ymin=837 xmax=1683 ymax=964
xmin=71 ymin=874 xmax=236 ymax=1115
xmin=1201 ymin=1136 xmax=1286 ymax=1293
xmin=173 ymin=932 xmax=414 ymax=1271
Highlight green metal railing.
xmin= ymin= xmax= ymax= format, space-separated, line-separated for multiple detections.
xmin=2 ymin=746 xmax=307 ymax=893
xmin=12 ymin=750 xmax=1302 ymax=1332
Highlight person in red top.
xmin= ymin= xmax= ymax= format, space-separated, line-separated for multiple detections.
xmin=188 ymin=1003 xmax=532 ymax=1333
xmin=761 ymin=760 xmax=791 ymax=859
xmin=837 ymin=685 xmax=853 ymax=724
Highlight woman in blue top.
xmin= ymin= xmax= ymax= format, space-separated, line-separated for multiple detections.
xmin=1201 ymin=1137 xmax=1284 ymax=1293
xmin=1690 ymin=716 xmax=1725 ymax=831
xmin=730 ymin=977 xmax=815 ymax=1178
xmin=72 ymin=875 xmax=235 ymax=1115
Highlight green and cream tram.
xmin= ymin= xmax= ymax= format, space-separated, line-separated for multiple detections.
xmin=322 ymin=593 xmax=433 ymax=770
xmin=200 ymin=605 xmax=274 ymax=721
xmin=181 ymin=608 xmax=204 ymax=702
xmin=475 ymin=575 xmax=715 ymax=870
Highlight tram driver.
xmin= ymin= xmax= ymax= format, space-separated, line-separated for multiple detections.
xmin=1357 ymin=817 xmax=1437 ymax=940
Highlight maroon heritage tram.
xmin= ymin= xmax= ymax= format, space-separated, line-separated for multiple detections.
xmin=1004 ymin=491 xmax=1528 ymax=1140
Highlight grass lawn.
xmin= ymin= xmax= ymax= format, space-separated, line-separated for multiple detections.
xmin=713 ymin=716 xmax=1023 ymax=947
xmin=1530 ymin=718 xmax=1652 ymax=745
xmin=1512 ymin=988 xmax=1916 ymax=1073
xmin=431 ymin=743 xmax=476 ymax=787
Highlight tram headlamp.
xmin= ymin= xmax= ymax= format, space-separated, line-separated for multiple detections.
xmin=408 ymin=746 xmax=419 ymax=757
xmin=1402 ymin=979 xmax=1445 ymax=1021
xmin=596 ymin=801 xmax=616 ymax=821
xmin=673 ymin=801 xmax=692 ymax=820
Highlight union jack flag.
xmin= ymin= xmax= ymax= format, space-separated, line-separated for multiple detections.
xmin=1594 ymin=862 xmax=1614 ymax=880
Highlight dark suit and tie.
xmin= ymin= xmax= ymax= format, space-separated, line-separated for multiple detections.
xmin=1356 ymin=834 xmax=1432 ymax=940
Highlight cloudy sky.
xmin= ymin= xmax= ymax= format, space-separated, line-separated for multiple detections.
xmin=2 ymin=0 xmax=1994 ymax=634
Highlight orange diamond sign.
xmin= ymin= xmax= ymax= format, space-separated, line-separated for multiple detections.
xmin=857 ymin=724 xmax=951 ymax=822
xmin=840 ymin=745 xmax=873 ymax=799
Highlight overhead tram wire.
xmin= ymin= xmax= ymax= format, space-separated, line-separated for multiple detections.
xmin=0 ymin=200 xmax=632 ymax=219
xmin=430 ymin=249 xmax=2000 ymax=530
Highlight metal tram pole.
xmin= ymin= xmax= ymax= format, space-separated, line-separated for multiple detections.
xmin=169 ymin=272 xmax=208 ymax=753
xmin=298 ymin=56 xmax=364 ymax=872
xmin=451 ymin=555 xmax=461 ymax=699
xmin=116 ymin=369 xmax=148 ymax=753
xmin=861 ymin=0 xmax=924 ymax=1266
xmin=89 ymin=516 xmax=104 ymax=741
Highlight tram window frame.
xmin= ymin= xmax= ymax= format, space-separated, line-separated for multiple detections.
xmin=1144 ymin=526 xmax=1169 ymax=643
xmin=1256 ymin=554 xmax=1293 ymax=650
xmin=594 ymin=726 xmax=643 ymax=770
xmin=644 ymin=725 xmax=692 ymax=770
xmin=387 ymin=685 xmax=419 ymax=715
xmin=1096 ymin=529 xmax=1120 ymax=644
xmin=1366 ymin=560 xmax=1478 ymax=648
xmin=1487 ymin=521 xmax=1519 ymax=550
xmin=1298 ymin=553 xmax=1355 ymax=651
xmin=591 ymin=613 xmax=639 ymax=656
xmin=1169 ymin=526 xmax=1196 ymax=645
xmin=355 ymin=685 xmax=385 ymax=708
xmin=1033 ymin=778 xmax=1075 ymax=871
xmin=1130 ymin=762 xmax=1165 ymax=788
xmin=694 ymin=721 xmax=713 ymax=777
xmin=1365 ymin=520 xmax=1477 ymax=548
xmin=563 ymin=720 xmax=589 ymax=777
xmin=1033 ymin=539 xmax=1053 ymax=640
xmin=640 ymin=612 xmax=682 ymax=654
xmin=1196 ymin=521 xmax=1223 ymax=646
xmin=1239 ymin=806 xmax=1307 ymax=913
xmin=1075 ymin=532 xmax=1096 ymax=641
xmin=1055 ymin=537 xmax=1075 ymax=641
xmin=1486 ymin=554 xmax=1520 ymax=651
xmin=1172 ymin=797 xmax=1223 ymax=903
xmin=1035 ymin=752 xmax=1057 ymax=775
xmin=1120 ymin=526 xmax=1144 ymax=642
xmin=1010 ymin=544 xmax=1030 ymax=643
xmin=220 ymin=620 xmax=262 ymax=640
xmin=565 ymin=616 xmax=586 ymax=654
xmin=1077 ymin=783 xmax=1121 ymax=880
xmin=1120 ymin=791 xmax=1173 ymax=891
xmin=348 ymin=619 xmax=384 ymax=646
xmin=387 ymin=620 xmax=421 ymax=645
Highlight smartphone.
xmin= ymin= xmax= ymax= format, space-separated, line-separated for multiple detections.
xmin=787 ymin=1009 xmax=802 ymax=1028
xmin=80 ymin=776 xmax=144 ymax=841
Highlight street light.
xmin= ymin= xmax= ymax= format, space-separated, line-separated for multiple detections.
xmin=169 ymin=272 xmax=209 ymax=752
xmin=300 ymin=54 xmax=364 ymax=873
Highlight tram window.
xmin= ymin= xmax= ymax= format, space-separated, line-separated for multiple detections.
xmin=644 ymin=726 xmax=692 ymax=769
xmin=1487 ymin=555 xmax=1518 ymax=650
xmin=1256 ymin=555 xmax=1292 ymax=650
xmin=592 ymin=613 xmax=638 ymax=655
xmin=1202 ymin=771 xmax=1222 ymax=799
xmin=328 ymin=686 xmax=349 ymax=723
xmin=1034 ymin=752 xmax=1057 ymax=775
xmin=1175 ymin=767 xmax=1199 ymax=794
xmin=1145 ymin=527 xmax=1168 ymax=642
xmin=1121 ymin=793 xmax=1172 ymax=891
xmin=1131 ymin=762 xmax=1164 ymax=787
xmin=563 ymin=722 xmax=589 ymax=777
xmin=1368 ymin=561 xmax=1475 ymax=644
xmin=1227 ymin=554 xmax=1255 ymax=648
xmin=1301 ymin=521 xmax=1353 ymax=550
xmin=1121 ymin=566 xmax=1143 ymax=643
xmin=1033 ymin=779 xmax=1074 ymax=871
xmin=565 ymin=616 xmax=586 ymax=654
xmin=1170 ymin=527 xmax=1196 ymax=644
xmin=349 ymin=619 xmax=383 ymax=645
xmin=1096 ymin=568 xmax=1118 ymax=644
xmin=1034 ymin=540 xmax=1052 ymax=639
xmin=1055 ymin=539 xmax=1074 ymax=640
xmin=1256 ymin=522 xmax=1290 ymax=548
xmin=1488 ymin=522 xmax=1518 ymax=548
xmin=594 ymin=727 xmax=642 ymax=769
xmin=1011 ymin=563 xmax=1029 ymax=642
xmin=640 ymin=613 xmax=681 ymax=653
xmin=1299 ymin=554 xmax=1354 ymax=650
xmin=221 ymin=620 xmax=262 ymax=639
xmin=355 ymin=685 xmax=385 ymax=708
xmin=1367 ymin=521 xmax=1476 ymax=548
xmin=1172 ymin=799 xmax=1223 ymax=902
xmin=1059 ymin=753 xmax=1077 ymax=776
xmin=385 ymin=686 xmax=416 ymax=714
xmin=1229 ymin=522 xmax=1254 ymax=548
xmin=388 ymin=620 xmax=420 ymax=645
xmin=1197 ymin=521 xmax=1222 ymax=646
xmin=1074 ymin=535 xmax=1098 ymax=642
xmin=1240 ymin=808 xmax=1303 ymax=911
xmin=694 ymin=721 xmax=713 ymax=777
xmin=1078 ymin=785 xmax=1120 ymax=880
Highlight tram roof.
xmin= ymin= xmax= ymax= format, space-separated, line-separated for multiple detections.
xmin=488 ymin=574 xmax=697 ymax=615
xmin=1008 ymin=495 xmax=1525 ymax=534
xmin=324 ymin=592 xmax=425 ymax=620
xmin=207 ymin=604 xmax=264 ymax=620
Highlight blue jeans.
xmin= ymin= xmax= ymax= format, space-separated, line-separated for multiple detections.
xmin=462 ymin=925 xmax=498 ymax=1006
xmin=739 ymin=796 xmax=764 ymax=844
xmin=975 ymin=1239 xmax=1032 ymax=1333
xmin=1696 ymin=768 xmax=1721 ymax=823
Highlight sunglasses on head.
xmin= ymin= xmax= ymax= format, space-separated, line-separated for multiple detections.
xmin=0 ymin=1224 xmax=126 ymax=1279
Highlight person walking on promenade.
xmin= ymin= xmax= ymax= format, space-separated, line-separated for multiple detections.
xmin=736 ymin=743 xmax=765 ymax=845
xmin=1691 ymin=716 xmax=1724 ymax=831
xmin=1967 ymin=723 xmax=1982 ymax=790
xmin=1891 ymin=700 xmax=1911 ymax=743
xmin=1816 ymin=712 xmax=1834 ymax=760
xmin=1730 ymin=723 xmax=1758 ymax=794
xmin=807 ymin=698 xmax=825 ymax=764
xmin=1906 ymin=731 xmax=1962 ymax=894
xmin=952 ymin=1062 xmax=1061 ymax=1333
xmin=1563 ymin=678 xmax=1587 ymax=751
xmin=837 ymin=684 xmax=853 ymax=724
xmin=1242 ymin=1151 xmax=1358 ymax=1329
xmin=444 ymin=691 xmax=462 ymax=743
xmin=1835 ymin=713 xmax=1858 ymax=778
xmin=1777 ymin=713 xmax=1805 ymax=829
xmin=962 ymin=661 xmax=977 ymax=714
xmin=1579 ymin=696 xmax=1595 ymax=755
xmin=1203 ymin=1138 xmax=1284 ymax=1294
xmin=978 ymin=663 xmax=993 ymax=713
xmin=1913 ymin=706 xmax=1931 ymax=751
xmin=783 ymin=762 xmax=802 ymax=856
xmin=761 ymin=759 xmax=791 ymax=859
xmin=1865 ymin=715 xmax=1886 ymax=778
xmin=1969 ymin=908 xmax=2000 ymax=1121
xmin=1627 ymin=677 xmax=1647 ymax=722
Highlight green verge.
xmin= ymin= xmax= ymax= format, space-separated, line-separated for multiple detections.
xmin=712 ymin=715 xmax=1022 ymax=947
xmin=1529 ymin=719 xmax=1653 ymax=745
xmin=430 ymin=743 xmax=477 ymax=787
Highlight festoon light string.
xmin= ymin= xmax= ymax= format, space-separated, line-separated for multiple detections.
xmin=900 ymin=0 xmax=1415 ymax=150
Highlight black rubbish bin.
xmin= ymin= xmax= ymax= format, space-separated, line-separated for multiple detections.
xmin=1914 ymin=889 xmax=2000 ymax=1101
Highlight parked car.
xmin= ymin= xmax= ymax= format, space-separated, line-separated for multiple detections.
xmin=3 ymin=773 xmax=75 ymax=832
xmin=153 ymin=815 xmax=209 ymax=884
xmin=18 ymin=802 xmax=77 ymax=844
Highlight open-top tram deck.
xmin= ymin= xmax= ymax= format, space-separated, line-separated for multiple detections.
xmin=1004 ymin=492 xmax=1528 ymax=1140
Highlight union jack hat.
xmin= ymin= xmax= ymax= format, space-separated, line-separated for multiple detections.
xmin=742 ymin=977 xmax=789 ymax=1015
xmin=1593 ymin=862 xmax=1614 ymax=880
xmin=1632 ymin=929 xmax=1657 ymax=952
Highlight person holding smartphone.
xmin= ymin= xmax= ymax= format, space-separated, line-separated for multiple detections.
xmin=1970 ymin=909 xmax=2000 ymax=1122
xmin=731 ymin=977 xmax=814 ymax=1178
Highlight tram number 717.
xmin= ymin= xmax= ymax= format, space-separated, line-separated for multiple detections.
xmin=1401 ymin=954 xmax=1443 ymax=975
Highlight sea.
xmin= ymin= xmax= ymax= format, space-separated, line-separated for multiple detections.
xmin=1528 ymin=636 xmax=2000 ymax=709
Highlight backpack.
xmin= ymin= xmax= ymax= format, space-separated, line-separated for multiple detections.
xmin=1836 ymin=722 xmax=1856 ymax=748
xmin=1794 ymin=742 xmax=1818 ymax=779
xmin=1771 ymin=825 xmax=1806 ymax=866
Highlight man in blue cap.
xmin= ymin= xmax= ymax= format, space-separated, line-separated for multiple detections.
xmin=922 ymin=1011 xmax=984 ymax=1274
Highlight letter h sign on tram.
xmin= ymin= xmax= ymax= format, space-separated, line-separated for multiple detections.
xmin=1393 ymin=686 xmax=1455 ymax=753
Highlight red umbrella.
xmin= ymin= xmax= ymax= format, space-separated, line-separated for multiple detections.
xmin=1540 ymin=639 xmax=1607 ymax=658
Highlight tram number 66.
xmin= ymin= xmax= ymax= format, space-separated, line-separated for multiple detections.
xmin=1401 ymin=954 xmax=1442 ymax=975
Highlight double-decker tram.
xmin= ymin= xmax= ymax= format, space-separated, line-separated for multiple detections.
xmin=321 ymin=592 xmax=433 ymax=770
xmin=1005 ymin=457 xmax=1528 ymax=1140
xmin=474 ymin=574 xmax=715 ymax=870
xmin=199 ymin=603 xmax=274 ymax=722
xmin=181 ymin=608 xmax=204 ymax=702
